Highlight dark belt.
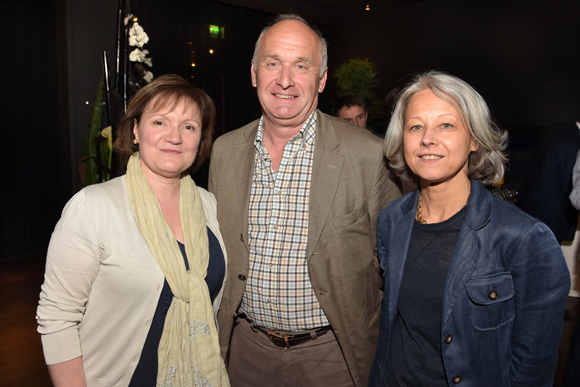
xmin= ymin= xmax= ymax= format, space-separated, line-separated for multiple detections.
xmin=251 ymin=324 xmax=332 ymax=348
xmin=238 ymin=313 xmax=331 ymax=348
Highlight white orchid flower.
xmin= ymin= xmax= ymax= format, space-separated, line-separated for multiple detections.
xmin=126 ymin=15 xmax=153 ymax=79
xmin=128 ymin=34 xmax=148 ymax=48
xmin=140 ymin=50 xmax=152 ymax=66
xmin=129 ymin=23 xmax=144 ymax=36
xmin=123 ymin=14 xmax=133 ymax=26
xmin=135 ymin=31 xmax=149 ymax=47
xmin=140 ymin=31 xmax=149 ymax=44
xmin=129 ymin=48 xmax=153 ymax=66
xmin=143 ymin=71 xmax=154 ymax=83
xmin=129 ymin=48 xmax=144 ymax=62
xmin=129 ymin=23 xmax=149 ymax=48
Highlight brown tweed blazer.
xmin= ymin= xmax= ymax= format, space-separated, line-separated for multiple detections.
xmin=208 ymin=111 xmax=401 ymax=386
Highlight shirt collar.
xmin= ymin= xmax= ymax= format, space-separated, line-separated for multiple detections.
xmin=254 ymin=110 xmax=318 ymax=151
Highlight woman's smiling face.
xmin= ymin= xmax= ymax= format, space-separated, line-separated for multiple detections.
xmin=403 ymin=89 xmax=477 ymax=187
xmin=133 ymin=97 xmax=202 ymax=180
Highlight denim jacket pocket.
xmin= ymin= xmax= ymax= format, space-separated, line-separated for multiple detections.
xmin=465 ymin=272 xmax=515 ymax=331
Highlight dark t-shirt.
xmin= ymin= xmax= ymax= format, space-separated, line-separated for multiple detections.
xmin=384 ymin=208 xmax=465 ymax=386
xmin=129 ymin=227 xmax=225 ymax=386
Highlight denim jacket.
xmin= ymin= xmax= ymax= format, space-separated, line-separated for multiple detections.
xmin=368 ymin=180 xmax=570 ymax=387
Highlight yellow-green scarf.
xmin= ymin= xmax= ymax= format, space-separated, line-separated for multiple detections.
xmin=126 ymin=153 xmax=229 ymax=387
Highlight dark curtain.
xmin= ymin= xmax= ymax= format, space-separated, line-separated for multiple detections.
xmin=132 ymin=0 xmax=272 ymax=132
xmin=1 ymin=0 xmax=68 ymax=261
xmin=0 ymin=0 xmax=301 ymax=261
xmin=130 ymin=0 xmax=274 ymax=186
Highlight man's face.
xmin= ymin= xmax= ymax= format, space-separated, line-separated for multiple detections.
xmin=337 ymin=105 xmax=368 ymax=129
xmin=251 ymin=20 xmax=328 ymax=131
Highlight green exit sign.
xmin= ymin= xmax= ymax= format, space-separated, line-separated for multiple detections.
xmin=209 ymin=25 xmax=225 ymax=38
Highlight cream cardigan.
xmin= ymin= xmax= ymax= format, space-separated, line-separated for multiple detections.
xmin=36 ymin=175 xmax=227 ymax=387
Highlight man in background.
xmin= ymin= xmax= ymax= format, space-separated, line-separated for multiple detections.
xmin=519 ymin=122 xmax=580 ymax=243
xmin=336 ymin=95 xmax=368 ymax=129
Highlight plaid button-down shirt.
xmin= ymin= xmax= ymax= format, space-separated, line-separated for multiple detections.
xmin=239 ymin=111 xmax=330 ymax=331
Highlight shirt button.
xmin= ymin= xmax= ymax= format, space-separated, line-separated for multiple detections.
xmin=488 ymin=290 xmax=498 ymax=300
xmin=452 ymin=375 xmax=462 ymax=384
xmin=238 ymin=275 xmax=247 ymax=281
xmin=267 ymin=299 xmax=271 ymax=303
xmin=445 ymin=334 xmax=453 ymax=344
xmin=269 ymin=263 xmax=273 ymax=267
xmin=273 ymin=225 xmax=278 ymax=230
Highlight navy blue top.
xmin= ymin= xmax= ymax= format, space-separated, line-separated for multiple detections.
xmin=129 ymin=227 xmax=225 ymax=386
xmin=384 ymin=208 xmax=464 ymax=386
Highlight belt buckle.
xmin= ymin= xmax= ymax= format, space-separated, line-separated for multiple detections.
xmin=267 ymin=330 xmax=294 ymax=347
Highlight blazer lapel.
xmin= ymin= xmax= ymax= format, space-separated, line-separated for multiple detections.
xmin=388 ymin=193 xmax=417 ymax=331
xmin=307 ymin=112 xmax=344 ymax=260
xmin=233 ymin=123 xmax=258 ymax=249
xmin=441 ymin=180 xmax=491 ymax=325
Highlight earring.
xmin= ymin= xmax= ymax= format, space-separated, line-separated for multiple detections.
xmin=133 ymin=139 xmax=138 ymax=145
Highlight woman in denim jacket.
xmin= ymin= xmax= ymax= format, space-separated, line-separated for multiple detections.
xmin=368 ymin=71 xmax=570 ymax=387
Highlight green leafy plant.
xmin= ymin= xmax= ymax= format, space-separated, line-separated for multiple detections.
xmin=333 ymin=58 xmax=383 ymax=125
xmin=80 ymin=78 xmax=114 ymax=185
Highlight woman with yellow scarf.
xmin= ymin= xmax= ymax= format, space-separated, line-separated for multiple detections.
xmin=37 ymin=75 xmax=230 ymax=387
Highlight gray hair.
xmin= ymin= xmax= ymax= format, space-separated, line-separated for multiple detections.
xmin=384 ymin=70 xmax=508 ymax=185
xmin=252 ymin=13 xmax=328 ymax=78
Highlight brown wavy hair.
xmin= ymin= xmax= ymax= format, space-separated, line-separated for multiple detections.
xmin=113 ymin=74 xmax=216 ymax=173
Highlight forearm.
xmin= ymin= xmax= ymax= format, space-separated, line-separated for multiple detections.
xmin=570 ymin=186 xmax=580 ymax=210
xmin=48 ymin=357 xmax=87 ymax=387
xmin=570 ymin=150 xmax=580 ymax=209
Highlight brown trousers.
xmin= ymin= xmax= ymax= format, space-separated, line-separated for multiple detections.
xmin=226 ymin=317 xmax=354 ymax=387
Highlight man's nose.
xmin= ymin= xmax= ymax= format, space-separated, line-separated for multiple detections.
xmin=277 ymin=65 xmax=294 ymax=88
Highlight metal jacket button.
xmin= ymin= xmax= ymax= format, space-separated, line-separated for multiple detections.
xmin=238 ymin=275 xmax=247 ymax=281
xmin=488 ymin=290 xmax=498 ymax=300
xmin=452 ymin=375 xmax=462 ymax=384
xmin=445 ymin=334 xmax=453 ymax=344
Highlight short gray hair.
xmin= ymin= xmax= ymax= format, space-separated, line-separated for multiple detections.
xmin=384 ymin=70 xmax=508 ymax=185
xmin=252 ymin=13 xmax=328 ymax=78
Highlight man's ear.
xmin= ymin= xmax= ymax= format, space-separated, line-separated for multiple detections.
xmin=318 ymin=67 xmax=328 ymax=93
xmin=251 ymin=61 xmax=257 ymax=88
